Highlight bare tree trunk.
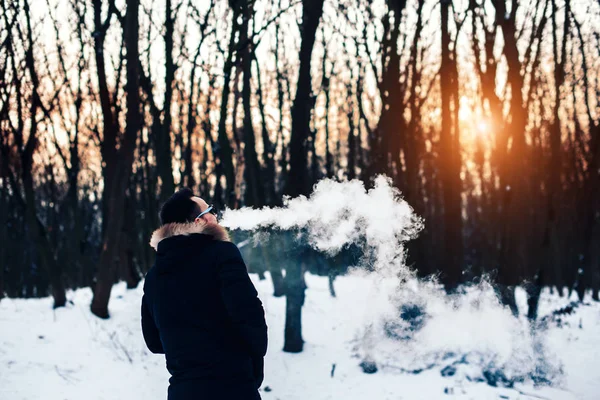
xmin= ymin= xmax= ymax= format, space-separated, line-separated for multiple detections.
xmin=529 ymin=0 xmax=570 ymax=319
xmin=328 ymin=270 xmax=337 ymax=298
xmin=91 ymin=0 xmax=120 ymax=238
xmin=405 ymin=0 xmax=424 ymax=207
xmin=439 ymin=0 xmax=463 ymax=291
xmin=274 ymin=9 xmax=289 ymax=197
xmin=0 ymin=9 xmax=9 ymax=300
xmin=491 ymin=0 xmax=532 ymax=310
xmin=285 ymin=0 xmax=324 ymax=198
xmin=215 ymin=5 xmax=240 ymax=207
xmin=261 ymin=242 xmax=285 ymax=297
xmin=355 ymin=58 xmax=370 ymax=182
xmin=570 ymin=11 xmax=600 ymax=302
xmin=283 ymin=0 xmax=324 ymax=353
xmin=91 ymin=0 xmax=140 ymax=318
xmin=182 ymin=3 xmax=213 ymax=192
xmin=591 ymin=227 xmax=600 ymax=301
xmin=346 ymin=77 xmax=356 ymax=180
xmin=370 ymin=0 xmax=407 ymax=181
xmin=119 ymin=193 xmax=140 ymax=289
xmin=156 ymin=0 xmax=176 ymax=202
xmin=44 ymin=0 xmax=88 ymax=284
xmin=15 ymin=0 xmax=66 ymax=307
xmin=253 ymin=53 xmax=277 ymax=205
xmin=270 ymin=265 xmax=286 ymax=297
xmin=140 ymin=132 xmax=159 ymax=274
xmin=577 ymin=123 xmax=600 ymax=301
xmin=321 ymin=31 xmax=334 ymax=179
xmin=183 ymin=98 xmax=196 ymax=190
xmin=202 ymin=78 xmax=218 ymax=200
xmin=0 ymin=169 xmax=7 ymax=300
xmin=284 ymin=258 xmax=306 ymax=353
xmin=403 ymin=0 xmax=432 ymax=276
xmin=240 ymin=1 xmax=265 ymax=207
xmin=310 ymin=123 xmax=319 ymax=186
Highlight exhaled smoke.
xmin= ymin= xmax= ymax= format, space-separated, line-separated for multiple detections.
xmin=221 ymin=176 xmax=562 ymax=386
xmin=222 ymin=176 xmax=422 ymax=278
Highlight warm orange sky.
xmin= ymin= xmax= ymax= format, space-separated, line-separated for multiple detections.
xmin=12 ymin=0 xmax=600 ymax=189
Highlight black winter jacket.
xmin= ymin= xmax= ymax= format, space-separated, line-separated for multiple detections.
xmin=142 ymin=222 xmax=268 ymax=400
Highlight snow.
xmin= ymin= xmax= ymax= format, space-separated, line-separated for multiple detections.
xmin=1 ymin=273 xmax=599 ymax=400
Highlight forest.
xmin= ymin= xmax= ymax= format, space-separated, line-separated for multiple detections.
xmin=0 ymin=0 xmax=599 ymax=336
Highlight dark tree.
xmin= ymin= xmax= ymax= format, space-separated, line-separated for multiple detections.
xmin=91 ymin=0 xmax=141 ymax=318
xmin=283 ymin=0 xmax=325 ymax=353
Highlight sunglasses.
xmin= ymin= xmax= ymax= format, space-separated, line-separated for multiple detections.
xmin=195 ymin=205 xmax=217 ymax=220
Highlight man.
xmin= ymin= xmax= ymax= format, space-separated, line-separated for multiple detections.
xmin=142 ymin=188 xmax=268 ymax=400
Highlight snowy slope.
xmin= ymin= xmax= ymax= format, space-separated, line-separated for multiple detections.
xmin=1 ymin=273 xmax=599 ymax=400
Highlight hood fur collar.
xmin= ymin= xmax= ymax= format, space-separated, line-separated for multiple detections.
xmin=150 ymin=221 xmax=230 ymax=250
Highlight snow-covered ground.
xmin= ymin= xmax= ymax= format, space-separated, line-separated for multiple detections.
xmin=1 ymin=273 xmax=599 ymax=400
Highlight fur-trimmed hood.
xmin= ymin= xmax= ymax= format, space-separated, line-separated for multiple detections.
xmin=150 ymin=221 xmax=230 ymax=250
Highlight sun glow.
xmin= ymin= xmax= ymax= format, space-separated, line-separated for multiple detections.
xmin=477 ymin=120 xmax=490 ymax=134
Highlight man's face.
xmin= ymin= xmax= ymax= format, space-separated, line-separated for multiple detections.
xmin=191 ymin=196 xmax=218 ymax=224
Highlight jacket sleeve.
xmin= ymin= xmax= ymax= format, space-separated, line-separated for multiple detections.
xmin=217 ymin=242 xmax=268 ymax=384
xmin=141 ymin=292 xmax=165 ymax=354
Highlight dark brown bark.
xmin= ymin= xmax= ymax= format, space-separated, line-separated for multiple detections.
xmin=439 ymin=0 xmax=463 ymax=291
xmin=283 ymin=0 xmax=324 ymax=353
xmin=404 ymin=0 xmax=424 ymax=206
xmin=10 ymin=0 xmax=67 ymax=308
xmin=270 ymin=265 xmax=286 ymax=297
xmin=284 ymin=258 xmax=306 ymax=353
xmin=156 ymin=0 xmax=176 ymax=202
xmin=591 ymin=230 xmax=600 ymax=301
xmin=309 ymin=120 xmax=319 ymax=186
xmin=215 ymin=5 xmax=239 ymax=207
xmin=202 ymin=78 xmax=218 ymax=200
xmin=577 ymin=120 xmax=600 ymax=301
xmin=355 ymin=58 xmax=370 ymax=182
xmin=328 ymin=270 xmax=337 ymax=298
xmin=183 ymin=3 xmax=214 ymax=191
xmin=91 ymin=0 xmax=141 ymax=318
xmin=0 ymin=9 xmax=11 ymax=301
xmin=92 ymin=0 xmax=120 ymax=238
xmin=370 ymin=0 xmax=407 ymax=181
xmin=274 ymin=8 xmax=289 ymax=197
xmin=529 ymin=0 xmax=571 ymax=319
xmin=119 ymin=194 xmax=140 ymax=289
xmin=470 ymin=0 xmax=505 ymax=294
xmin=240 ymin=1 xmax=265 ymax=207
xmin=139 ymin=131 xmax=159 ymax=274
xmin=404 ymin=0 xmax=433 ymax=277
xmin=489 ymin=0 xmax=532 ymax=306
xmin=285 ymin=0 xmax=325 ymax=198
xmin=0 ymin=169 xmax=7 ymax=300
xmin=346 ymin=75 xmax=357 ymax=181
xmin=253 ymin=53 xmax=277 ymax=205
xmin=261 ymin=242 xmax=285 ymax=297
xmin=47 ymin=0 xmax=88 ymax=289
xmin=322 ymin=31 xmax=334 ymax=179
xmin=570 ymin=11 xmax=600 ymax=302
